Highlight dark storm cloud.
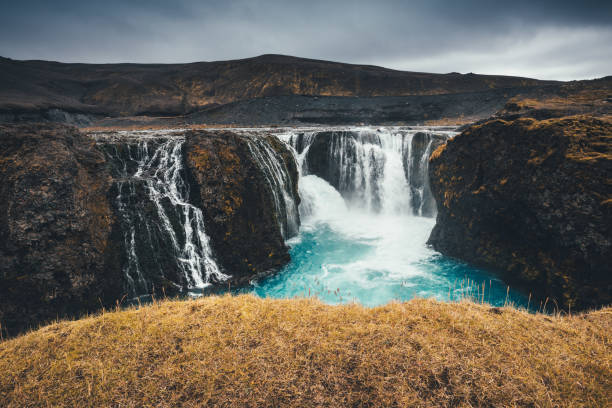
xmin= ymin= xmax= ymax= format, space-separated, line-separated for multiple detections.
xmin=1 ymin=0 xmax=610 ymax=80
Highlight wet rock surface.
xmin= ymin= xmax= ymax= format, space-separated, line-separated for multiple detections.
xmin=407 ymin=132 xmax=447 ymax=217
xmin=0 ymin=123 xmax=122 ymax=336
xmin=428 ymin=116 xmax=612 ymax=309
xmin=98 ymin=137 xmax=228 ymax=299
xmin=184 ymin=130 xmax=300 ymax=286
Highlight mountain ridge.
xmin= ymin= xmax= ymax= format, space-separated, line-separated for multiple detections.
xmin=0 ymin=54 xmax=557 ymax=119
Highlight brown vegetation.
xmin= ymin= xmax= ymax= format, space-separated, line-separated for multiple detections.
xmin=0 ymin=295 xmax=610 ymax=407
xmin=498 ymin=76 xmax=612 ymax=120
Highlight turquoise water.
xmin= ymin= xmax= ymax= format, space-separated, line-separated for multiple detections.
xmin=250 ymin=175 xmax=530 ymax=309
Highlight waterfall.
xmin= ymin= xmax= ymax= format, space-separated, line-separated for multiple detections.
xmin=282 ymin=127 xmax=451 ymax=217
xmin=100 ymin=135 xmax=227 ymax=298
xmin=256 ymin=127 xmax=530 ymax=310
xmin=245 ymin=136 xmax=300 ymax=239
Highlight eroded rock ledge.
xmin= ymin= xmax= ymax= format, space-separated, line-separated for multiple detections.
xmin=428 ymin=116 xmax=611 ymax=309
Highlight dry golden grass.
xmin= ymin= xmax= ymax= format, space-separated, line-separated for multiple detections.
xmin=0 ymin=295 xmax=610 ymax=407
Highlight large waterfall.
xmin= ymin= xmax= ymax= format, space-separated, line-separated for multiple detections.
xmin=99 ymin=133 xmax=227 ymax=298
xmin=92 ymin=126 xmax=528 ymax=308
xmin=282 ymin=128 xmax=451 ymax=217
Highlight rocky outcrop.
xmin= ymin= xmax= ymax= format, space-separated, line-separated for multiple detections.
xmin=184 ymin=130 xmax=300 ymax=286
xmin=495 ymin=76 xmax=612 ymax=121
xmin=0 ymin=124 xmax=122 ymax=336
xmin=428 ymin=116 xmax=612 ymax=309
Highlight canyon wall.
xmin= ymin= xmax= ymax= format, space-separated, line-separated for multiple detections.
xmin=185 ymin=130 xmax=300 ymax=286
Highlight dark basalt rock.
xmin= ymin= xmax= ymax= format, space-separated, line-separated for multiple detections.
xmin=0 ymin=123 xmax=122 ymax=336
xmin=428 ymin=116 xmax=612 ymax=310
xmin=98 ymin=140 xmax=203 ymax=299
xmin=184 ymin=130 xmax=299 ymax=286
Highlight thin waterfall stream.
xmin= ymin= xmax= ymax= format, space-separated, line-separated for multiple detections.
xmin=99 ymin=132 xmax=228 ymax=298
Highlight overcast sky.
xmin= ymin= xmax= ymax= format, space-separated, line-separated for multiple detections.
xmin=1 ymin=0 xmax=611 ymax=80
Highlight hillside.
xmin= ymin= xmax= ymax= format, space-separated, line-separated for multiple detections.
xmin=1 ymin=295 xmax=610 ymax=407
xmin=0 ymin=54 xmax=555 ymax=121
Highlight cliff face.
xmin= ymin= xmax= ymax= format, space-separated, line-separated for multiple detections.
xmin=428 ymin=116 xmax=612 ymax=309
xmin=184 ymin=130 xmax=300 ymax=285
xmin=0 ymin=124 xmax=122 ymax=335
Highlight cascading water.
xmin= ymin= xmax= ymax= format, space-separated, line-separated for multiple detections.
xmin=253 ymin=126 xmax=530 ymax=308
xmin=99 ymin=133 xmax=228 ymax=298
xmin=283 ymin=128 xmax=449 ymax=216
xmin=245 ymin=136 xmax=300 ymax=239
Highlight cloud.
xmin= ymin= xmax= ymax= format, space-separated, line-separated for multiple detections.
xmin=1 ymin=0 xmax=610 ymax=80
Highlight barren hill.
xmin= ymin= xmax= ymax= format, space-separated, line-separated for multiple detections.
xmin=0 ymin=54 xmax=555 ymax=119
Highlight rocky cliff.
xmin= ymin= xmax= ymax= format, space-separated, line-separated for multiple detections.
xmin=0 ymin=125 xmax=301 ymax=336
xmin=428 ymin=116 xmax=612 ymax=309
xmin=0 ymin=124 xmax=122 ymax=336
xmin=184 ymin=130 xmax=299 ymax=286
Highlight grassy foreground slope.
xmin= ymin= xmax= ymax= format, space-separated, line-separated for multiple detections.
xmin=0 ymin=295 xmax=610 ymax=407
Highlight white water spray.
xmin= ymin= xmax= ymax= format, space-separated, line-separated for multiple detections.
xmin=282 ymin=127 xmax=450 ymax=216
